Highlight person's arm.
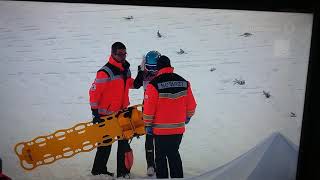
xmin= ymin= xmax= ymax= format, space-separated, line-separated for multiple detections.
xmin=143 ymin=84 xmax=159 ymax=133
xmin=133 ymin=66 xmax=144 ymax=89
xmin=89 ymin=71 xmax=109 ymax=123
xmin=186 ymin=82 xmax=197 ymax=124
xmin=132 ymin=57 xmax=146 ymax=89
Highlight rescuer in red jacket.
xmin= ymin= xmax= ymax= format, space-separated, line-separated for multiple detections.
xmin=143 ymin=55 xmax=197 ymax=178
xmin=89 ymin=42 xmax=134 ymax=178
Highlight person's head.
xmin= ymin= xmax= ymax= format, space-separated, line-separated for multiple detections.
xmin=111 ymin=42 xmax=127 ymax=63
xmin=145 ymin=50 xmax=161 ymax=72
xmin=157 ymin=55 xmax=171 ymax=70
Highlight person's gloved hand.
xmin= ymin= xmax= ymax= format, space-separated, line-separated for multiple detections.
xmin=145 ymin=126 xmax=153 ymax=135
xmin=123 ymin=107 xmax=133 ymax=118
xmin=140 ymin=56 xmax=146 ymax=71
xmin=185 ymin=117 xmax=191 ymax=124
xmin=92 ymin=109 xmax=103 ymax=124
xmin=93 ymin=116 xmax=103 ymax=124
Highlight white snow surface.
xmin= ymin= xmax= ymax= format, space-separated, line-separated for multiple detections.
xmin=0 ymin=1 xmax=313 ymax=179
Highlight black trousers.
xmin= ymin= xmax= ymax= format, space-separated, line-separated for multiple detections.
xmin=145 ymin=134 xmax=155 ymax=168
xmin=91 ymin=140 xmax=131 ymax=177
xmin=154 ymin=134 xmax=184 ymax=179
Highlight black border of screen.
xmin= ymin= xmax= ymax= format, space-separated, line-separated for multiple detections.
xmin=9 ymin=0 xmax=320 ymax=179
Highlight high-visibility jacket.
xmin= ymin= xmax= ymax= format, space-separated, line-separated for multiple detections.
xmin=89 ymin=56 xmax=134 ymax=115
xmin=143 ymin=67 xmax=197 ymax=135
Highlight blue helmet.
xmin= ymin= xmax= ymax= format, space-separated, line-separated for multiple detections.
xmin=145 ymin=51 xmax=161 ymax=71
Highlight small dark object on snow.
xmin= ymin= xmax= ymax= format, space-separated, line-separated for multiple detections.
xmin=290 ymin=112 xmax=296 ymax=117
xmin=240 ymin=32 xmax=253 ymax=37
xmin=210 ymin=67 xmax=216 ymax=72
xmin=263 ymin=90 xmax=271 ymax=98
xmin=177 ymin=49 xmax=186 ymax=54
xmin=233 ymin=78 xmax=245 ymax=85
xmin=123 ymin=16 xmax=133 ymax=20
xmin=157 ymin=30 xmax=162 ymax=38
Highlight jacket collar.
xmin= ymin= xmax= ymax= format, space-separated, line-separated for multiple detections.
xmin=157 ymin=67 xmax=174 ymax=76
xmin=108 ymin=55 xmax=124 ymax=71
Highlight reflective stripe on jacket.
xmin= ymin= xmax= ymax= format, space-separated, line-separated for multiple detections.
xmin=89 ymin=56 xmax=134 ymax=115
xmin=143 ymin=67 xmax=197 ymax=135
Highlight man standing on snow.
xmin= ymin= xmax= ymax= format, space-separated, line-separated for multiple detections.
xmin=143 ymin=55 xmax=197 ymax=178
xmin=133 ymin=50 xmax=161 ymax=176
xmin=89 ymin=42 xmax=134 ymax=179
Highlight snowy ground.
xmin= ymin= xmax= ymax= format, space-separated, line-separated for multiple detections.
xmin=0 ymin=1 xmax=313 ymax=179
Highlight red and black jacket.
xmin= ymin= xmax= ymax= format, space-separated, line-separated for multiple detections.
xmin=143 ymin=67 xmax=197 ymax=135
xmin=89 ymin=56 xmax=134 ymax=115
